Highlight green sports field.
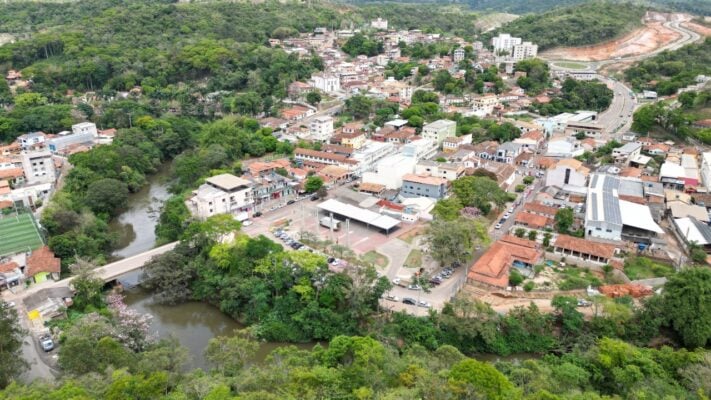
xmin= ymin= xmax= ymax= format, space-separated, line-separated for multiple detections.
xmin=0 ymin=212 xmax=44 ymax=256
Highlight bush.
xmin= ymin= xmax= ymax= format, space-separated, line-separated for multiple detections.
xmin=523 ymin=281 xmax=535 ymax=292
xmin=515 ymin=184 xmax=525 ymax=193
xmin=523 ymin=176 xmax=534 ymax=185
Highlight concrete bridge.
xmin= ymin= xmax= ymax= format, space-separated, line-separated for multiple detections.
xmin=12 ymin=241 xmax=178 ymax=301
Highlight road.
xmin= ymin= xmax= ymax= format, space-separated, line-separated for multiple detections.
xmin=597 ymin=79 xmax=637 ymax=137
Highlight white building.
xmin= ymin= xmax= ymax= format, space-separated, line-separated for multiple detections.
xmin=21 ymin=151 xmax=55 ymax=185
xmin=72 ymin=122 xmax=98 ymax=138
xmin=453 ymin=48 xmax=465 ymax=63
xmin=371 ymin=18 xmax=388 ymax=30
xmin=188 ymin=174 xmax=254 ymax=219
xmin=422 ymin=120 xmax=456 ymax=146
xmin=701 ymin=152 xmax=711 ymax=189
xmin=511 ymin=41 xmax=538 ymax=61
xmin=472 ymin=94 xmax=499 ymax=115
xmin=310 ymin=73 xmax=340 ymax=93
xmin=612 ymin=142 xmax=642 ymax=164
xmin=546 ymin=137 xmax=584 ymax=158
xmin=17 ymin=132 xmax=45 ymax=149
xmin=585 ymin=174 xmax=663 ymax=241
xmin=309 ymin=116 xmax=334 ymax=142
xmin=402 ymin=138 xmax=438 ymax=161
xmin=545 ymin=159 xmax=589 ymax=188
xmin=415 ymin=160 xmax=465 ymax=181
xmin=361 ymin=154 xmax=416 ymax=189
xmin=352 ymin=141 xmax=397 ymax=175
xmin=492 ymin=33 xmax=522 ymax=54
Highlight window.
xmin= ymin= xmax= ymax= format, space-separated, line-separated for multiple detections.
xmin=606 ymin=229 xmax=612 ymax=233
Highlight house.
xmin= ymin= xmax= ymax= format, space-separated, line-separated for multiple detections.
xmin=281 ymin=105 xmax=314 ymax=121
xmin=467 ymin=235 xmax=542 ymax=289
xmin=553 ymin=234 xmax=619 ymax=265
xmin=250 ymin=174 xmax=295 ymax=208
xmin=288 ymin=81 xmax=313 ymax=98
xmin=247 ymin=159 xmax=291 ymax=176
xmin=260 ymin=117 xmax=289 ymax=132
xmin=25 ymin=246 xmax=61 ymax=283
xmin=472 ymin=94 xmax=499 ymax=115
xmin=401 ymin=173 xmax=448 ymax=199
xmin=612 ymin=142 xmax=642 ymax=164
xmin=422 ymin=120 xmax=456 ymax=146
xmin=495 ymin=142 xmax=522 ymax=163
xmin=331 ymin=130 xmax=367 ymax=150
xmin=477 ymin=161 xmax=516 ymax=189
xmin=17 ymin=132 xmax=46 ymax=150
xmin=72 ymin=122 xmax=98 ymax=138
xmin=514 ymin=212 xmax=554 ymax=230
xmin=21 ymin=151 xmax=56 ymax=185
xmin=443 ymin=136 xmax=469 ymax=152
xmin=672 ymin=217 xmax=711 ymax=253
xmin=0 ymin=261 xmax=23 ymax=289
xmin=523 ymin=202 xmax=559 ymax=219
xmin=415 ymin=160 xmax=465 ymax=181
xmin=545 ymin=158 xmax=589 ymax=188
xmin=646 ymin=143 xmax=670 ymax=156
xmin=187 ymin=174 xmax=254 ymax=219
xmin=513 ymin=130 xmax=544 ymax=150
xmin=471 ymin=140 xmax=499 ymax=160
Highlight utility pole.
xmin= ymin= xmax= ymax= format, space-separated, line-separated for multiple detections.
xmin=346 ymin=219 xmax=350 ymax=248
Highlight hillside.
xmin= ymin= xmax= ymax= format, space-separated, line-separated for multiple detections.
xmin=625 ymin=37 xmax=711 ymax=94
xmin=489 ymin=2 xmax=647 ymax=50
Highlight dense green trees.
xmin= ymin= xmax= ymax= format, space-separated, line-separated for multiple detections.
xmin=536 ymin=78 xmax=613 ymax=115
xmin=426 ymin=217 xmax=489 ymax=267
xmin=490 ymin=2 xmax=645 ymax=50
xmin=342 ymin=33 xmax=384 ymax=57
xmin=625 ymin=38 xmax=711 ymax=95
xmin=516 ymin=59 xmax=550 ymax=95
xmin=451 ymin=176 xmax=512 ymax=214
xmin=0 ymin=301 xmax=27 ymax=389
xmin=659 ymin=268 xmax=711 ymax=348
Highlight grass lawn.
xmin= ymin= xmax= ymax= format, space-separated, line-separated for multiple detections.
xmin=555 ymin=61 xmax=588 ymax=70
xmin=404 ymin=249 xmax=423 ymax=269
xmin=362 ymin=251 xmax=388 ymax=268
xmin=0 ymin=212 xmax=44 ymax=256
xmin=623 ymin=257 xmax=675 ymax=280
xmin=556 ymin=266 xmax=602 ymax=290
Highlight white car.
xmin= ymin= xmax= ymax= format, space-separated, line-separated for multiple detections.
xmin=242 ymin=220 xmax=253 ymax=226
xmin=508 ymin=207 xmax=514 ymax=213
xmin=495 ymin=222 xmax=503 ymax=229
xmin=502 ymin=213 xmax=510 ymax=220
xmin=392 ymin=278 xmax=401 ymax=285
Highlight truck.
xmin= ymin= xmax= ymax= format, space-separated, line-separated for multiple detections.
xmin=319 ymin=216 xmax=341 ymax=231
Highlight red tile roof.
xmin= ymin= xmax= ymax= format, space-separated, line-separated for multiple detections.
xmin=515 ymin=212 xmax=553 ymax=229
xmin=554 ymin=235 xmax=617 ymax=260
xmin=0 ymin=168 xmax=23 ymax=180
xmin=523 ymin=202 xmax=559 ymax=217
xmin=26 ymin=246 xmax=60 ymax=277
xmin=468 ymin=235 xmax=542 ymax=289
xmin=0 ymin=261 xmax=19 ymax=273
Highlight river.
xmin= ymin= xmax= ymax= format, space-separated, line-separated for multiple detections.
xmin=108 ymin=163 xmax=172 ymax=259
xmin=109 ymin=168 xmax=317 ymax=370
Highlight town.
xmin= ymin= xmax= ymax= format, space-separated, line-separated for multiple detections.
xmin=0 ymin=1 xmax=711 ymax=398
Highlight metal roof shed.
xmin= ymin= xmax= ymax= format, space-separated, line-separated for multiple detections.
xmin=318 ymin=199 xmax=400 ymax=233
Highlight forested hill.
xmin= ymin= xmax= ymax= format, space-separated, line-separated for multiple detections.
xmin=0 ymin=1 xmax=477 ymax=100
xmin=487 ymin=2 xmax=646 ymax=50
xmin=343 ymin=0 xmax=590 ymax=14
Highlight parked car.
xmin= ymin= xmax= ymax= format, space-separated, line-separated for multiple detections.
xmin=310 ymin=195 xmax=320 ymax=201
xmin=495 ymin=222 xmax=503 ymax=229
xmin=577 ymin=299 xmax=592 ymax=307
xmin=287 ymin=200 xmax=296 ymax=205
xmin=242 ymin=220 xmax=253 ymax=227
xmin=392 ymin=277 xmax=401 ymax=285
xmin=508 ymin=207 xmax=514 ymax=213
xmin=402 ymin=297 xmax=417 ymax=305
xmin=417 ymin=300 xmax=432 ymax=308
xmin=384 ymin=294 xmax=399 ymax=302
xmin=407 ymin=284 xmax=421 ymax=291
xmin=502 ymin=212 xmax=510 ymax=220
xmin=429 ymin=277 xmax=442 ymax=286
xmin=253 ymin=211 xmax=263 ymax=217
xmin=327 ymin=257 xmax=335 ymax=263
xmin=38 ymin=334 xmax=54 ymax=352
